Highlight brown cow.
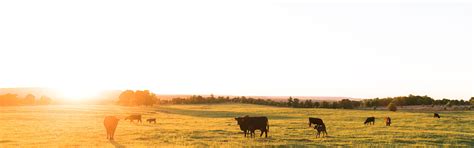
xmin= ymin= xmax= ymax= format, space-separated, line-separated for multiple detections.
xmin=125 ymin=114 xmax=142 ymax=123
xmin=385 ymin=117 xmax=391 ymax=126
xmin=147 ymin=118 xmax=156 ymax=124
xmin=104 ymin=116 xmax=120 ymax=140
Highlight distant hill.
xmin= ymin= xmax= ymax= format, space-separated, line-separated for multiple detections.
xmin=0 ymin=88 xmax=359 ymax=104
xmin=0 ymin=87 xmax=57 ymax=98
xmin=153 ymin=94 xmax=358 ymax=102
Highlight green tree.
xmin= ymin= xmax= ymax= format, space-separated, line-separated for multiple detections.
xmin=118 ymin=90 xmax=135 ymax=106
xmin=287 ymin=97 xmax=293 ymax=107
xmin=303 ymin=100 xmax=313 ymax=108
xmin=320 ymin=101 xmax=330 ymax=108
xmin=387 ymin=101 xmax=397 ymax=111
xmin=331 ymin=102 xmax=339 ymax=108
xmin=38 ymin=96 xmax=52 ymax=105
xmin=23 ymin=94 xmax=36 ymax=105
xmin=446 ymin=101 xmax=452 ymax=108
xmin=313 ymin=101 xmax=320 ymax=108
xmin=293 ymin=98 xmax=300 ymax=108
xmin=339 ymin=99 xmax=353 ymax=109
xmin=0 ymin=94 xmax=20 ymax=106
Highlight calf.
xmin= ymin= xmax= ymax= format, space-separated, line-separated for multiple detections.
xmin=147 ymin=118 xmax=156 ymax=124
xmin=385 ymin=117 xmax=391 ymax=126
xmin=125 ymin=114 xmax=142 ymax=123
xmin=364 ymin=117 xmax=375 ymax=125
xmin=104 ymin=116 xmax=119 ymax=140
xmin=235 ymin=116 xmax=269 ymax=138
xmin=434 ymin=113 xmax=440 ymax=118
xmin=314 ymin=124 xmax=328 ymax=138
xmin=308 ymin=117 xmax=324 ymax=127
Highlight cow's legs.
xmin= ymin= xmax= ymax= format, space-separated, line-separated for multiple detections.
xmin=110 ymin=127 xmax=115 ymax=140
xmin=260 ymin=130 xmax=264 ymax=137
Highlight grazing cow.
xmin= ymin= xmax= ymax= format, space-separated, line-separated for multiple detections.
xmin=308 ymin=117 xmax=324 ymax=127
xmin=314 ymin=124 xmax=328 ymax=138
xmin=385 ymin=117 xmax=391 ymax=126
xmin=434 ymin=113 xmax=440 ymax=118
xmin=104 ymin=116 xmax=119 ymax=140
xmin=147 ymin=118 xmax=156 ymax=124
xmin=364 ymin=117 xmax=375 ymax=125
xmin=235 ymin=116 xmax=250 ymax=137
xmin=235 ymin=116 xmax=269 ymax=138
xmin=125 ymin=114 xmax=142 ymax=123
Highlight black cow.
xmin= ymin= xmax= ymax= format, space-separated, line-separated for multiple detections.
xmin=235 ymin=116 xmax=250 ymax=137
xmin=434 ymin=113 xmax=440 ymax=118
xmin=308 ymin=117 xmax=324 ymax=127
xmin=235 ymin=116 xmax=269 ymax=138
xmin=314 ymin=124 xmax=328 ymax=138
xmin=364 ymin=117 xmax=375 ymax=125
xmin=125 ymin=114 xmax=142 ymax=123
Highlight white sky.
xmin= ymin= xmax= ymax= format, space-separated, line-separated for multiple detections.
xmin=0 ymin=0 xmax=472 ymax=100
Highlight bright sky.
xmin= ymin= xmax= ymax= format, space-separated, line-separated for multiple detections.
xmin=0 ymin=0 xmax=472 ymax=100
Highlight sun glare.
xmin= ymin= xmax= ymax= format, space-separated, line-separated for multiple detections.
xmin=55 ymin=87 xmax=101 ymax=101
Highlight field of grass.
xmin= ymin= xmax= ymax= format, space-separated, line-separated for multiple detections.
xmin=1 ymin=103 xmax=473 ymax=147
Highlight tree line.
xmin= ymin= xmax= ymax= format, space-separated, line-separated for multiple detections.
xmin=362 ymin=94 xmax=472 ymax=108
xmin=0 ymin=93 xmax=52 ymax=106
xmin=117 ymin=90 xmax=474 ymax=110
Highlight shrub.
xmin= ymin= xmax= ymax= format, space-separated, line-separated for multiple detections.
xmin=387 ymin=102 xmax=397 ymax=112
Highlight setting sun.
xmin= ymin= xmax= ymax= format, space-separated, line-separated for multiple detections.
xmin=0 ymin=0 xmax=472 ymax=147
xmin=55 ymin=87 xmax=102 ymax=101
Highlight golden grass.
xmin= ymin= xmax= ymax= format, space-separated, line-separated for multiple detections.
xmin=0 ymin=104 xmax=473 ymax=147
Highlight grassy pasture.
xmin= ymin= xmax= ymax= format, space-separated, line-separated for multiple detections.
xmin=0 ymin=104 xmax=473 ymax=147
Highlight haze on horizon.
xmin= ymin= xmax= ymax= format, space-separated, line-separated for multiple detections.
xmin=0 ymin=0 xmax=472 ymax=100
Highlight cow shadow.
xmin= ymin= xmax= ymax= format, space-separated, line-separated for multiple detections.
xmin=156 ymin=107 xmax=295 ymax=119
xmin=109 ymin=140 xmax=125 ymax=148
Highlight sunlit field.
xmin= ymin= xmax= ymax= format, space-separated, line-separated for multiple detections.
xmin=1 ymin=104 xmax=473 ymax=147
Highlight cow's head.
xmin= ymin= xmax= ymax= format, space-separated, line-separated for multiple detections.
xmin=235 ymin=117 xmax=246 ymax=125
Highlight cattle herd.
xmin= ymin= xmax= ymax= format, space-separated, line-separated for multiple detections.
xmin=103 ymin=113 xmax=442 ymax=140
xmin=103 ymin=115 xmax=155 ymax=140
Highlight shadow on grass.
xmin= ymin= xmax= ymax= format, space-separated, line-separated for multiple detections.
xmin=156 ymin=107 xmax=295 ymax=119
xmin=110 ymin=140 xmax=125 ymax=148
xmin=0 ymin=140 xmax=13 ymax=143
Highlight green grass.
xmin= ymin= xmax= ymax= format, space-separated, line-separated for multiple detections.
xmin=1 ymin=104 xmax=473 ymax=147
